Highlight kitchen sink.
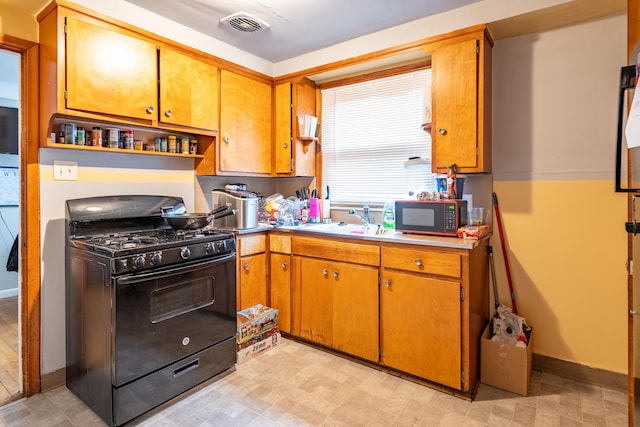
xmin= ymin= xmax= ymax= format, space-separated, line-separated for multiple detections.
xmin=301 ymin=222 xmax=395 ymax=237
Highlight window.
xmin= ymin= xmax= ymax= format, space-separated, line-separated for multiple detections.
xmin=321 ymin=68 xmax=436 ymax=205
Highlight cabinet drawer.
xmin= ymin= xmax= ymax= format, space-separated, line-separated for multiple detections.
xmin=382 ymin=247 xmax=461 ymax=278
xmin=269 ymin=234 xmax=291 ymax=254
xmin=292 ymin=236 xmax=380 ymax=266
xmin=238 ymin=234 xmax=266 ymax=257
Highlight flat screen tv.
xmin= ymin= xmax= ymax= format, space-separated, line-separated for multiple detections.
xmin=0 ymin=106 xmax=18 ymax=155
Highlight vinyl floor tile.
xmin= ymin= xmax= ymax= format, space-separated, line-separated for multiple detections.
xmin=0 ymin=337 xmax=629 ymax=427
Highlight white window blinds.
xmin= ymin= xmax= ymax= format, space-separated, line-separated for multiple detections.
xmin=321 ymin=69 xmax=436 ymax=205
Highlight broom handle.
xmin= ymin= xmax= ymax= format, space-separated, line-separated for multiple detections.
xmin=492 ymin=192 xmax=518 ymax=315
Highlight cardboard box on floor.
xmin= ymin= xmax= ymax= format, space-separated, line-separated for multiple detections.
xmin=237 ymin=331 xmax=282 ymax=364
xmin=480 ymin=324 xmax=533 ymax=396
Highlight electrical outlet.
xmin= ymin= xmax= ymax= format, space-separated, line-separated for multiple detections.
xmin=53 ymin=160 xmax=78 ymax=181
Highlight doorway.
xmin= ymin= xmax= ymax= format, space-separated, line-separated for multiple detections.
xmin=0 ymin=48 xmax=20 ymax=404
xmin=0 ymin=34 xmax=41 ymax=401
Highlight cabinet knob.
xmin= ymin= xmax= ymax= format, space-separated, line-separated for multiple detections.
xmin=224 ymin=137 xmax=230 ymax=144
xmin=632 ymin=310 xmax=639 ymax=316
xmin=283 ymin=143 xmax=288 ymax=149
xmin=438 ymin=128 xmax=447 ymax=135
xmin=322 ymin=268 xmax=328 ymax=276
xmin=281 ymin=262 xmax=287 ymax=270
xmin=333 ymin=271 xmax=339 ymax=278
xmin=146 ymin=106 xmax=154 ymax=114
xmin=385 ymin=280 xmax=391 ymax=288
xmin=243 ymin=264 xmax=250 ymax=271
xmin=164 ymin=109 xmax=172 ymax=118
xmin=414 ymin=258 xmax=422 ymax=266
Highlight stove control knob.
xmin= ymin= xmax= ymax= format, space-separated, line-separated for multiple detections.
xmin=180 ymin=247 xmax=191 ymax=260
xmin=150 ymin=251 xmax=162 ymax=265
xmin=205 ymin=242 xmax=215 ymax=255
xmin=133 ymin=255 xmax=146 ymax=269
xmin=216 ymin=241 xmax=226 ymax=252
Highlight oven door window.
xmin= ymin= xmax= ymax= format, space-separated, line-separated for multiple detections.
xmin=113 ymin=256 xmax=236 ymax=386
xmin=150 ymin=277 xmax=214 ymax=323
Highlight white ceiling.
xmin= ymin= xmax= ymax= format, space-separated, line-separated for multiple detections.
xmin=0 ymin=0 xmax=628 ymax=63
xmin=121 ymin=0 xmax=482 ymax=62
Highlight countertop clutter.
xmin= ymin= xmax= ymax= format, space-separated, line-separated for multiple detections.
xmin=239 ymin=221 xmax=490 ymax=249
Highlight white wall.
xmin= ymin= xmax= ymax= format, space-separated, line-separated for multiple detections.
xmin=491 ymin=13 xmax=629 ymax=372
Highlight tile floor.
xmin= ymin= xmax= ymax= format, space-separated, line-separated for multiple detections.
xmin=0 ymin=337 xmax=629 ymax=426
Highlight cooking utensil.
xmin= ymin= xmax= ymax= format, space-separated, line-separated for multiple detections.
xmin=161 ymin=203 xmax=234 ymax=230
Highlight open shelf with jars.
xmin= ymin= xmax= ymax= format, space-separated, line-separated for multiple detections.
xmin=44 ymin=115 xmax=217 ymax=175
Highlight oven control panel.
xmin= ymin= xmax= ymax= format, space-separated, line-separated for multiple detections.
xmin=113 ymin=238 xmax=236 ymax=274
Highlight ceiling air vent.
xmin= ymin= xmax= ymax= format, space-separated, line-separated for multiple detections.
xmin=220 ymin=12 xmax=270 ymax=33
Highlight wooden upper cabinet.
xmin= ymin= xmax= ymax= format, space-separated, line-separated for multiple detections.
xmin=274 ymin=79 xmax=317 ymax=176
xmin=431 ymin=31 xmax=492 ymax=173
xmin=219 ymin=69 xmax=272 ymax=175
xmin=159 ymin=47 xmax=219 ymax=131
xmin=65 ymin=17 xmax=157 ymax=121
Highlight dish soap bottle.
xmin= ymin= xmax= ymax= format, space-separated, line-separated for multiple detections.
xmin=382 ymin=200 xmax=395 ymax=230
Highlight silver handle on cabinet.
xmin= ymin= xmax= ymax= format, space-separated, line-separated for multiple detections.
xmin=385 ymin=280 xmax=391 ymax=288
xmin=333 ymin=271 xmax=339 ymax=278
xmin=164 ymin=109 xmax=172 ymax=118
xmin=281 ymin=262 xmax=287 ymax=270
xmin=243 ymin=264 xmax=249 ymax=271
xmin=322 ymin=268 xmax=328 ymax=276
xmin=146 ymin=106 xmax=154 ymax=114
xmin=438 ymin=128 xmax=447 ymax=135
xmin=414 ymin=258 xmax=422 ymax=266
xmin=224 ymin=137 xmax=230 ymax=144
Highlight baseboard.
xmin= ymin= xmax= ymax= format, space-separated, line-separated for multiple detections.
xmin=41 ymin=368 xmax=65 ymax=392
xmin=533 ymin=353 xmax=627 ymax=391
xmin=0 ymin=289 xmax=18 ymax=299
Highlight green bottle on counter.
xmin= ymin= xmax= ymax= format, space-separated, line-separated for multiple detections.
xmin=382 ymin=200 xmax=395 ymax=229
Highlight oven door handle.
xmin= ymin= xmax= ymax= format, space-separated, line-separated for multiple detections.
xmin=116 ymin=253 xmax=236 ymax=285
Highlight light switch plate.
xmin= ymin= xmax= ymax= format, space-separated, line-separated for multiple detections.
xmin=53 ymin=160 xmax=78 ymax=181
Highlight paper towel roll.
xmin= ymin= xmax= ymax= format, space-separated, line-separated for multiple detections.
xmin=321 ymin=199 xmax=331 ymax=220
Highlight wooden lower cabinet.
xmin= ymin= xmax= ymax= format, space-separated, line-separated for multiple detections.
xmin=270 ymin=252 xmax=291 ymax=333
xmin=237 ymin=233 xmax=267 ymax=310
xmin=380 ymin=270 xmax=461 ymax=389
xmin=286 ymin=233 xmax=488 ymax=396
xmin=295 ymin=256 xmax=379 ymax=362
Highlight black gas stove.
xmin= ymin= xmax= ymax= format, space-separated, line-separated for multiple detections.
xmin=65 ymin=195 xmax=237 ymax=426
xmin=66 ymin=195 xmax=236 ymax=274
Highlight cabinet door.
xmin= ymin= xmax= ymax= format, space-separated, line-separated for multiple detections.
xmin=431 ymin=38 xmax=478 ymax=172
xmin=238 ymin=253 xmax=267 ymax=310
xmin=270 ymin=253 xmax=291 ymax=333
xmin=380 ymin=270 xmax=461 ymax=389
xmin=274 ymin=80 xmax=317 ymax=176
xmin=298 ymin=257 xmax=333 ymax=346
xmin=332 ymin=261 xmax=378 ymax=362
xmin=159 ymin=47 xmax=219 ymax=130
xmin=65 ymin=17 xmax=157 ymax=120
xmin=274 ymin=83 xmax=292 ymax=174
xmin=220 ymin=70 xmax=272 ymax=174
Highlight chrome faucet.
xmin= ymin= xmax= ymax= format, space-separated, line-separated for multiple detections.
xmin=349 ymin=205 xmax=372 ymax=225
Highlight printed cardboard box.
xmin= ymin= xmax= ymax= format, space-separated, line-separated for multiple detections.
xmin=237 ymin=332 xmax=282 ymax=364
xmin=237 ymin=304 xmax=279 ymax=344
xmin=480 ymin=324 xmax=533 ymax=396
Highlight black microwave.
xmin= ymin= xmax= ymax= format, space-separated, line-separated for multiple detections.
xmin=394 ymin=199 xmax=468 ymax=236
